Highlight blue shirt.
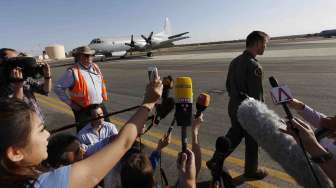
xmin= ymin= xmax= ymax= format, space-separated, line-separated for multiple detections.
xmin=34 ymin=165 xmax=70 ymax=188
xmin=77 ymin=121 xmax=118 ymax=151
xmin=149 ymin=150 xmax=161 ymax=170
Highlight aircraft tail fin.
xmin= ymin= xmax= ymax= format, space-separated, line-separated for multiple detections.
xmin=162 ymin=17 xmax=172 ymax=36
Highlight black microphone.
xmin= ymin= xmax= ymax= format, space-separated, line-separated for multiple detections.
xmin=162 ymin=75 xmax=173 ymax=100
xmin=154 ymin=97 xmax=175 ymax=124
xmin=143 ymin=98 xmax=175 ymax=134
xmin=269 ymin=76 xmax=293 ymax=120
xmin=152 ymin=75 xmax=175 ymax=125
xmin=143 ymin=77 xmax=175 ymax=134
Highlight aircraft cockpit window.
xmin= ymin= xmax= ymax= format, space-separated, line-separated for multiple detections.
xmin=90 ymin=39 xmax=102 ymax=44
xmin=90 ymin=39 xmax=97 ymax=44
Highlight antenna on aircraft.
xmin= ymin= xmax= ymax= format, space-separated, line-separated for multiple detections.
xmin=163 ymin=17 xmax=172 ymax=36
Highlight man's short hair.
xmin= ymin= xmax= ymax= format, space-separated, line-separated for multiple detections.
xmin=88 ymin=104 xmax=101 ymax=113
xmin=0 ymin=48 xmax=17 ymax=59
xmin=246 ymin=31 xmax=269 ymax=48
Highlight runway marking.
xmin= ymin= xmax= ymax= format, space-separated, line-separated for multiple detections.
xmin=107 ymin=68 xmax=224 ymax=73
xmin=160 ymin=69 xmax=224 ymax=73
xmin=119 ymin=47 xmax=336 ymax=62
xmin=37 ymin=95 xmax=296 ymax=186
xmin=38 ymin=96 xmax=73 ymax=116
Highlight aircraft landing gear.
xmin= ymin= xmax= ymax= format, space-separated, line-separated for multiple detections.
xmin=147 ymin=52 xmax=153 ymax=57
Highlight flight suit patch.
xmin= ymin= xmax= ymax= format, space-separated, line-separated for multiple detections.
xmin=254 ymin=67 xmax=263 ymax=77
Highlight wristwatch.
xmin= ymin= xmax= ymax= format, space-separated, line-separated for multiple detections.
xmin=311 ymin=151 xmax=333 ymax=164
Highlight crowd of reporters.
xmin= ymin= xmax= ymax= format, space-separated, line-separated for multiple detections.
xmin=0 ymin=40 xmax=336 ymax=188
xmin=0 ymin=47 xmax=203 ymax=188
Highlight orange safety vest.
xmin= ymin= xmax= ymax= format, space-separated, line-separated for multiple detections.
xmin=69 ymin=63 xmax=108 ymax=107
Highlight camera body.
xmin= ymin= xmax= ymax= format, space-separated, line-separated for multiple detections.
xmin=2 ymin=57 xmax=45 ymax=80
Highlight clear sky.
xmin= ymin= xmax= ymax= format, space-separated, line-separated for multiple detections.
xmin=1 ymin=0 xmax=336 ymax=55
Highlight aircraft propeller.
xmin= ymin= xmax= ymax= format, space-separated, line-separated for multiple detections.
xmin=141 ymin=31 xmax=154 ymax=45
xmin=125 ymin=34 xmax=136 ymax=48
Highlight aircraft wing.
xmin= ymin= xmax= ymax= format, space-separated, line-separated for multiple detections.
xmin=155 ymin=36 xmax=190 ymax=47
xmin=168 ymin=32 xmax=189 ymax=39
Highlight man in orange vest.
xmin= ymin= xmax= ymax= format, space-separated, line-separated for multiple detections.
xmin=55 ymin=46 xmax=109 ymax=132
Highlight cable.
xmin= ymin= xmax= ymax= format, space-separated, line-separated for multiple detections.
xmin=159 ymin=152 xmax=164 ymax=187
xmin=297 ymin=133 xmax=323 ymax=188
xmin=289 ymin=121 xmax=323 ymax=188
xmin=139 ymin=136 xmax=142 ymax=153
xmin=142 ymin=114 xmax=157 ymax=134
xmin=159 ymin=151 xmax=169 ymax=187
xmin=50 ymin=105 xmax=140 ymax=134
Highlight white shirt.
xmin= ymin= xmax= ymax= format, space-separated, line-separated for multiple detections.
xmin=77 ymin=121 xmax=118 ymax=151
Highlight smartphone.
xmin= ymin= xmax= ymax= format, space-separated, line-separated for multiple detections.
xmin=148 ymin=66 xmax=158 ymax=82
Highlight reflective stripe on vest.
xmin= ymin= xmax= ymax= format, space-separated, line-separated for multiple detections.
xmin=92 ymin=63 xmax=108 ymax=101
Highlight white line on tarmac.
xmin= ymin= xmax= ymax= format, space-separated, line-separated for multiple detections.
xmin=123 ymin=47 xmax=336 ymax=62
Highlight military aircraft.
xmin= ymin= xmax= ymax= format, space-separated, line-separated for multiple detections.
xmin=88 ymin=18 xmax=189 ymax=58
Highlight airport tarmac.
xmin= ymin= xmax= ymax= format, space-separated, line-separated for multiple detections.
xmin=41 ymin=38 xmax=336 ymax=187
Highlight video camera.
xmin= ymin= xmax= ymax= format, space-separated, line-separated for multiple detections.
xmin=2 ymin=57 xmax=45 ymax=80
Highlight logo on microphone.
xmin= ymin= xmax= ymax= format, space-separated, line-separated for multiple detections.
xmin=270 ymin=85 xmax=293 ymax=104
xmin=175 ymin=84 xmax=191 ymax=89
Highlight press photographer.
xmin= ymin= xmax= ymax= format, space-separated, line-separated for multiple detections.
xmin=0 ymin=48 xmax=52 ymax=122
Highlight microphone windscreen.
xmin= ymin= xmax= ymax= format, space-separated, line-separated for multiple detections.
xmin=175 ymin=77 xmax=193 ymax=103
xmin=237 ymin=98 xmax=333 ymax=188
xmin=196 ymin=93 xmax=210 ymax=107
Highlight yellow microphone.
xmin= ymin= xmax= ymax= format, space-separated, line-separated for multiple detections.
xmin=175 ymin=77 xmax=193 ymax=103
xmin=175 ymin=77 xmax=193 ymax=152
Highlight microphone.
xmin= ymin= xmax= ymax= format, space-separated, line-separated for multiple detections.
xmin=155 ymin=75 xmax=175 ymax=123
xmin=269 ymin=76 xmax=293 ymax=120
xmin=237 ymin=98 xmax=333 ymax=188
xmin=153 ymin=75 xmax=175 ymax=124
xmin=143 ymin=77 xmax=175 ymax=134
xmin=154 ymin=97 xmax=175 ymax=124
xmin=175 ymin=77 xmax=193 ymax=152
xmin=162 ymin=75 xmax=173 ymax=100
xmin=195 ymin=93 xmax=211 ymax=118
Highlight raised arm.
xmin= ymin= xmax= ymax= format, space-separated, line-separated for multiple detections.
xmin=42 ymin=62 xmax=52 ymax=94
xmin=191 ymin=113 xmax=204 ymax=177
xmin=68 ymin=79 xmax=162 ymax=188
xmin=288 ymin=98 xmax=326 ymax=128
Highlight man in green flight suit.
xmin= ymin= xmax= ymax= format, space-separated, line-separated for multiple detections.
xmin=207 ymin=31 xmax=270 ymax=181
